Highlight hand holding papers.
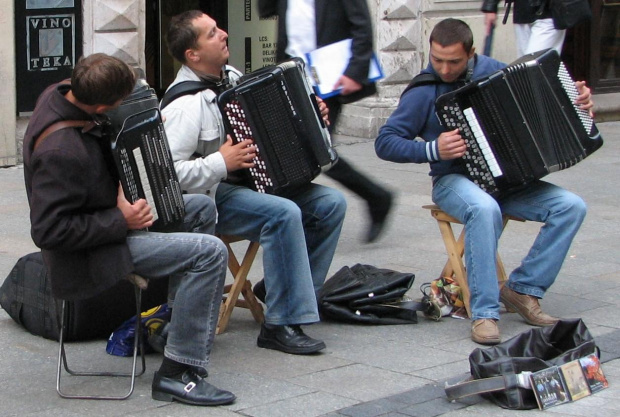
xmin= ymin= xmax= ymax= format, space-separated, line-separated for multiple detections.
xmin=305 ymin=39 xmax=383 ymax=99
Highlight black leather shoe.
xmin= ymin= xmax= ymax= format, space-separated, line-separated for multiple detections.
xmin=257 ymin=324 xmax=326 ymax=354
xmin=152 ymin=369 xmax=235 ymax=406
xmin=253 ymin=279 xmax=266 ymax=304
xmin=366 ymin=192 xmax=394 ymax=243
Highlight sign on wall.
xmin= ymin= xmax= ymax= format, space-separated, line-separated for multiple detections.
xmin=15 ymin=0 xmax=82 ymax=114
xmin=227 ymin=0 xmax=277 ymax=73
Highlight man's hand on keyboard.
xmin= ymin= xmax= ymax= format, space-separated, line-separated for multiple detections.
xmin=438 ymin=129 xmax=467 ymax=160
xmin=117 ymin=184 xmax=155 ymax=230
xmin=220 ymin=135 xmax=257 ymax=172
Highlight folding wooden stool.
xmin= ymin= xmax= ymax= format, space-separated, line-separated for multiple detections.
xmin=422 ymin=204 xmax=525 ymax=318
xmin=216 ymin=235 xmax=265 ymax=334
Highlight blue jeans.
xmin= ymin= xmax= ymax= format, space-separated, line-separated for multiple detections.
xmin=432 ymin=174 xmax=586 ymax=321
xmin=215 ymin=182 xmax=346 ymax=325
xmin=126 ymin=194 xmax=227 ymax=369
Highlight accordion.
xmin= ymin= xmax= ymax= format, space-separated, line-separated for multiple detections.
xmin=435 ymin=49 xmax=603 ymax=196
xmin=107 ymin=79 xmax=185 ymax=227
xmin=218 ymin=58 xmax=337 ymax=195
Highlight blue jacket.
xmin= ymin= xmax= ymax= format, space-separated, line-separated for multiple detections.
xmin=375 ymin=54 xmax=505 ymax=178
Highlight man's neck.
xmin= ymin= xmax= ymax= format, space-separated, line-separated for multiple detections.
xmin=189 ymin=66 xmax=223 ymax=83
xmin=64 ymin=90 xmax=96 ymax=115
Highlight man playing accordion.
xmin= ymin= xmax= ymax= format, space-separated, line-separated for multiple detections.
xmin=375 ymin=18 xmax=594 ymax=345
xmin=161 ymin=10 xmax=347 ymax=355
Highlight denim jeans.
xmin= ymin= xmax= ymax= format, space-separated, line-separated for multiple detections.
xmin=432 ymin=174 xmax=586 ymax=321
xmin=126 ymin=194 xmax=227 ymax=369
xmin=215 ymin=182 xmax=346 ymax=325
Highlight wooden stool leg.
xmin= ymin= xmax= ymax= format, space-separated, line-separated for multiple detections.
xmin=496 ymin=215 xmax=511 ymax=287
xmin=216 ymin=240 xmax=264 ymax=334
xmin=436 ymin=219 xmax=472 ymax=318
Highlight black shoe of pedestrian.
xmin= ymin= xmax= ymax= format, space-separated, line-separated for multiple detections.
xmin=366 ymin=192 xmax=394 ymax=243
xmin=257 ymin=323 xmax=326 ymax=354
xmin=252 ymin=279 xmax=266 ymax=304
xmin=152 ymin=369 xmax=235 ymax=406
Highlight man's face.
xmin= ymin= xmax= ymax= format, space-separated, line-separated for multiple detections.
xmin=189 ymin=14 xmax=229 ymax=74
xmin=429 ymin=41 xmax=475 ymax=83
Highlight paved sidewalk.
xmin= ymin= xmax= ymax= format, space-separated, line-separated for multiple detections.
xmin=1 ymin=122 xmax=619 ymax=417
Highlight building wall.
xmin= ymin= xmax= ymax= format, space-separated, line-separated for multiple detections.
xmin=7 ymin=0 xmax=516 ymax=166
xmin=337 ymin=0 xmax=516 ymax=138
xmin=0 ymin=0 xmax=16 ymax=167
xmin=83 ymin=0 xmax=146 ymax=67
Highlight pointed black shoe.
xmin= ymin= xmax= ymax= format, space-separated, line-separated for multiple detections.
xmin=152 ymin=369 xmax=235 ymax=406
xmin=252 ymin=279 xmax=266 ymax=304
xmin=257 ymin=323 xmax=326 ymax=354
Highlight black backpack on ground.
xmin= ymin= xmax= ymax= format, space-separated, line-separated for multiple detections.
xmin=0 ymin=252 xmax=168 ymax=341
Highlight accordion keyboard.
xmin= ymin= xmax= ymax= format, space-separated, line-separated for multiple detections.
xmin=132 ymin=149 xmax=159 ymax=222
xmin=222 ymin=98 xmax=273 ymax=193
xmin=437 ymin=101 xmax=500 ymax=195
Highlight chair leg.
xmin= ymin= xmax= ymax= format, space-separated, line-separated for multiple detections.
xmin=56 ymin=286 xmax=146 ymax=400
xmin=436 ymin=219 xmax=472 ymax=318
xmin=216 ymin=240 xmax=264 ymax=334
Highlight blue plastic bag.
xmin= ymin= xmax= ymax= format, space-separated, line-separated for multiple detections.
xmin=106 ymin=303 xmax=169 ymax=357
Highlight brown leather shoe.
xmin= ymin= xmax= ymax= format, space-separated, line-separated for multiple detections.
xmin=500 ymin=285 xmax=559 ymax=327
xmin=471 ymin=319 xmax=500 ymax=345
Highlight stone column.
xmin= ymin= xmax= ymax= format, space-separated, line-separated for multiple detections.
xmin=336 ymin=0 xmax=423 ymax=138
xmin=83 ymin=0 xmax=145 ymax=68
xmin=0 ymin=0 xmax=16 ymax=166
xmin=336 ymin=0 xmax=515 ymax=139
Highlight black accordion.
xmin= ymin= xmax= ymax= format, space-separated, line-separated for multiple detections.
xmin=218 ymin=58 xmax=337 ymax=195
xmin=107 ymin=79 xmax=185 ymax=227
xmin=435 ymin=49 xmax=603 ymax=196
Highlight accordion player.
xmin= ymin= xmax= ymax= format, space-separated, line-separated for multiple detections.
xmin=435 ymin=48 xmax=603 ymax=196
xmin=217 ymin=58 xmax=337 ymax=196
xmin=106 ymin=78 xmax=185 ymax=227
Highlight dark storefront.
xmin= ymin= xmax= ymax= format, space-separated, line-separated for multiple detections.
xmin=15 ymin=0 xmax=83 ymax=115
xmin=14 ymin=0 xmax=619 ymax=114
xmin=144 ymin=0 xmax=619 ymax=98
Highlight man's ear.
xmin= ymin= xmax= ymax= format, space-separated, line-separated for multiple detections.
xmin=185 ymin=49 xmax=199 ymax=63
xmin=468 ymin=46 xmax=476 ymax=60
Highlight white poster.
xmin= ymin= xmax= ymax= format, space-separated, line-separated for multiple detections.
xmin=227 ymin=0 xmax=278 ymax=74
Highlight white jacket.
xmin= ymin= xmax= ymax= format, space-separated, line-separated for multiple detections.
xmin=161 ymin=64 xmax=243 ymax=197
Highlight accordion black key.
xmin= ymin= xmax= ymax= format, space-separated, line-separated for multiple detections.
xmin=435 ymin=49 xmax=603 ymax=196
xmin=107 ymin=79 xmax=185 ymax=227
xmin=218 ymin=58 xmax=337 ymax=195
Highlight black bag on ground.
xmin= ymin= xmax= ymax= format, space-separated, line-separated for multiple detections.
xmin=444 ymin=318 xmax=598 ymax=409
xmin=318 ymin=264 xmax=423 ymax=324
xmin=0 ymin=252 xmax=168 ymax=341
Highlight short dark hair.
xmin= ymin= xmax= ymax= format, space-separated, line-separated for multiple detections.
xmin=71 ymin=53 xmax=136 ymax=106
xmin=429 ymin=18 xmax=474 ymax=54
xmin=166 ymin=10 xmax=205 ymax=64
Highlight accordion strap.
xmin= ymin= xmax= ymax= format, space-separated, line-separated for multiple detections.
xmin=34 ymin=120 xmax=95 ymax=151
xmin=444 ymin=372 xmax=531 ymax=401
xmin=160 ymin=80 xmax=219 ymax=110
